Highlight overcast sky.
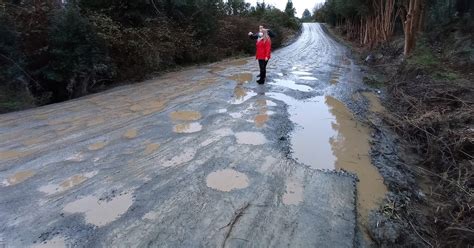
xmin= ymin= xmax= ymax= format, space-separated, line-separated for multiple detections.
xmin=248 ymin=0 xmax=326 ymax=17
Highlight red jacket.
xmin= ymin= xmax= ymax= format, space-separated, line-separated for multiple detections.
xmin=256 ymin=39 xmax=271 ymax=60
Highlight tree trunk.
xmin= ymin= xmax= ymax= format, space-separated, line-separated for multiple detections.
xmin=403 ymin=0 xmax=423 ymax=56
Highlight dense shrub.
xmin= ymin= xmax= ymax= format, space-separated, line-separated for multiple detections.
xmin=45 ymin=6 xmax=112 ymax=100
xmin=0 ymin=0 xmax=300 ymax=111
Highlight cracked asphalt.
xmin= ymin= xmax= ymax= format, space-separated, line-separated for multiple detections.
xmin=0 ymin=23 xmax=382 ymax=247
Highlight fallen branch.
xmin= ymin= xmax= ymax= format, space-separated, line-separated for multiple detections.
xmin=221 ymin=202 xmax=250 ymax=248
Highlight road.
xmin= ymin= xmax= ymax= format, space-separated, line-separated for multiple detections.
xmin=0 ymin=23 xmax=386 ymax=247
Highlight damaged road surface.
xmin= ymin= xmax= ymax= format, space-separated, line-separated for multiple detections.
xmin=0 ymin=24 xmax=385 ymax=247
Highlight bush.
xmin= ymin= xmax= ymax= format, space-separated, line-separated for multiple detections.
xmin=44 ymin=6 xmax=112 ymax=100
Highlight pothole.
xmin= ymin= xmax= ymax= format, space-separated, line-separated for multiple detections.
xmin=269 ymin=92 xmax=387 ymax=233
xmin=173 ymin=122 xmax=202 ymax=133
xmin=123 ymin=129 xmax=138 ymax=139
xmin=2 ymin=170 xmax=35 ymax=186
xmin=228 ymin=73 xmax=253 ymax=84
xmin=235 ymin=132 xmax=267 ymax=145
xmin=144 ymin=143 xmax=160 ymax=155
xmin=39 ymin=171 xmax=98 ymax=195
xmin=270 ymin=79 xmax=312 ymax=92
xmin=230 ymin=85 xmax=257 ymax=105
xmin=170 ymin=111 xmax=202 ymax=121
xmin=88 ymin=141 xmax=107 ymax=151
xmin=63 ymin=192 xmax=133 ymax=227
xmin=206 ymin=169 xmax=249 ymax=192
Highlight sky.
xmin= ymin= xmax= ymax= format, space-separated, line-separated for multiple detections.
xmin=248 ymin=0 xmax=326 ymax=17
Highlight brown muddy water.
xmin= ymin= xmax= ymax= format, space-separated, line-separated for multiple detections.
xmin=63 ymin=192 xmax=134 ymax=227
xmin=270 ymin=92 xmax=387 ymax=231
xmin=206 ymin=169 xmax=250 ymax=192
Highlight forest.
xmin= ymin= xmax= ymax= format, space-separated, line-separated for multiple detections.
xmin=0 ymin=0 xmax=300 ymax=111
xmin=314 ymin=0 xmax=473 ymax=247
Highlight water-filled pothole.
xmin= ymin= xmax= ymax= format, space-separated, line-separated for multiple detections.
xmin=206 ymin=169 xmax=249 ymax=192
xmin=269 ymin=92 xmax=387 ymax=228
xmin=63 ymin=192 xmax=133 ymax=227
xmin=269 ymin=79 xmax=312 ymax=92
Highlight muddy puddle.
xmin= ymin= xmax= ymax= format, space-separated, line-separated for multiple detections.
xmin=254 ymin=99 xmax=270 ymax=127
xmin=0 ymin=150 xmax=28 ymax=161
xmin=123 ymin=129 xmax=138 ymax=139
xmin=206 ymin=169 xmax=249 ymax=192
xmin=88 ymin=141 xmax=107 ymax=151
xmin=228 ymin=73 xmax=253 ymax=84
xmin=2 ymin=170 xmax=35 ymax=186
xmin=39 ymin=171 xmax=97 ymax=195
xmin=144 ymin=143 xmax=160 ymax=155
xmin=63 ymin=192 xmax=133 ymax=227
xmin=269 ymin=92 xmax=387 ymax=229
xmin=269 ymin=79 xmax=312 ymax=92
xmin=235 ymin=132 xmax=267 ymax=145
xmin=298 ymin=76 xmax=318 ymax=81
xmin=291 ymin=71 xmax=313 ymax=76
xmin=173 ymin=122 xmax=202 ymax=133
xmin=362 ymin=92 xmax=385 ymax=113
xmin=230 ymin=85 xmax=257 ymax=105
xmin=170 ymin=111 xmax=202 ymax=121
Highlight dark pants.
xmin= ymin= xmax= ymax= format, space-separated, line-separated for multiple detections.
xmin=258 ymin=59 xmax=269 ymax=81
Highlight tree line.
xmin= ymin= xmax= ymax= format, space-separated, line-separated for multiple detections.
xmin=0 ymin=0 xmax=300 ymax=111
xmin=313 ymin=0 xmax=473 ymax=55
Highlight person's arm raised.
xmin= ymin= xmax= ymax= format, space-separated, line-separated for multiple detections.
xmin=248 ymin=32 xmax=258 ymax=40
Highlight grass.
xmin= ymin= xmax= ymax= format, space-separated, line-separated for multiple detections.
xmin=407 ymin=40 xmax=463 ymax=82
xmin=407 ymin=45 xmax=440 ymax=68
xmin=363 ymin=75 xmax=385 ymax=89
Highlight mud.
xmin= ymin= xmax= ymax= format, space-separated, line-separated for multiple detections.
xmin=144 ymin=143 xmax=160 ymax=155
xmin=206 ymin=169 xmax=250 ymax=192
xmin=173 ymin=122 xmax=203 ymax=133
xmin=170 ymin=111 xmax=202 ymax=121
xmin=123 ymin=129 xmax=138 ymax=139
xmin=3 ymin=170 xmax=35 ymax=186
xmin=361 ymin=92 xmax=385 ymax=113
xmin=0 ymin=23 xmax=386 ymax=247
xmin=235 ymin=132 xmax=267 ymax=145
xmin=63 ymin=192 xmax=134 ymax=227
xmin=88 ymin=141 xmax=107 ymax=151
xmin=228 ymin=72 xmax=253 ymax=84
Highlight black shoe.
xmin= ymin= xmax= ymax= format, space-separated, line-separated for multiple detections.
xmin=257 ymin=79 xmax=265 ymax=84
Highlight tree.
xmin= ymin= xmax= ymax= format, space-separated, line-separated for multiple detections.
xmin=284 ymin=0 xmax=295 ymax=18
xmin=45 ymin=5 xmax=111 ymax=100
xmin=302 ymin=8 xmax=312 ymax=20
xmin=400 ymin=0 xmax=425 ymax=55
xmin=225 ymin=0 xmax=250 ymax=15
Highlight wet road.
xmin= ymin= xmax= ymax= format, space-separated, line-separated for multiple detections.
xmin=0 ymin=23 xmax=386 ymax=247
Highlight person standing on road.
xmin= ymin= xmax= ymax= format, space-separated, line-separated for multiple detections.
xmin=249 ymin=29 xmax=272 ymax=84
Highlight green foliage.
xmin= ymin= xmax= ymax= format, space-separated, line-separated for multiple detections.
xmin=45 ymin=5 xmax=111 ymax=100
xmin=284 ymin=0 xmax=296 ymax=18
xmin=0 ymin=12 xmax=22 ymax=87
xmin=301 ymin=9 xmax=312 ymax=21
xmin=407 ymin=43 xmax=440 ymax=68
xmin=0 ymin=0 xmax=301 ymax=111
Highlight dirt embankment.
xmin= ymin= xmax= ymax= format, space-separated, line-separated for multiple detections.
xmin=326 ymin=22 xmax=473 ymax=247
